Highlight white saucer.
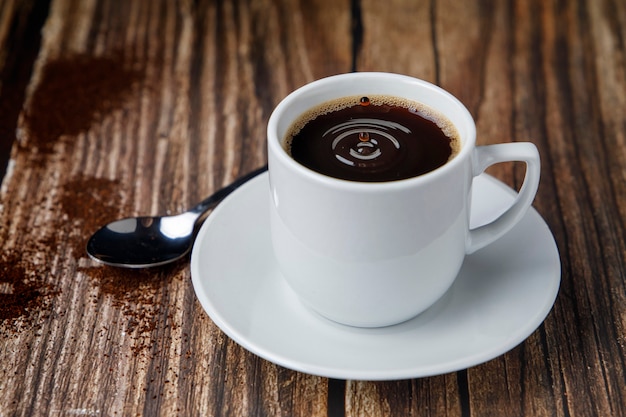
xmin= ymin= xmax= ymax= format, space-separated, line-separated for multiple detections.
xmin=191 ymin=173 xmax=560 ymax=380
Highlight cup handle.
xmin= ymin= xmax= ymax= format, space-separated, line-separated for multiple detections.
xmin=466 ymin=143 xmax=541 ymax=254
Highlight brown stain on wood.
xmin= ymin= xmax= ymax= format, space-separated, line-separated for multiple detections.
xmin=22 ymin=51 xmax=144 ymax=155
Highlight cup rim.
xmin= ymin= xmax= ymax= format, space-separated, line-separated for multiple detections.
xmin=267 ymin=72 xmax=476 ymax=191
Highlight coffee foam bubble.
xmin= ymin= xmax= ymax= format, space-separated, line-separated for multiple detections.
xmin=284 ymin=95 xmax=461 ymax=161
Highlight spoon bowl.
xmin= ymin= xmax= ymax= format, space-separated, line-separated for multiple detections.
xmin=87 ymin=166 xmax=267 ymax=268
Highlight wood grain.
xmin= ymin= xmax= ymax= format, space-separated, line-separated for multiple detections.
xmin=0 ymin=0 xmax=624 ymax=416
xmin=357 ymin=0 xmax=626 ymax=416
xmin=0 ymin=0 xmax=347 ymax=415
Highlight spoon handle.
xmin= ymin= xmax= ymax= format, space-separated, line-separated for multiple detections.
xmin=189 ymin=165 xmax=268 ymax=215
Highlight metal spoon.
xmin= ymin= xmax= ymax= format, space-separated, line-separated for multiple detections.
xmin=86 ymin=165 xmax=267 ymax=268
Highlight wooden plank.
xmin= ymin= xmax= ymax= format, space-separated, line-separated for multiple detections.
xmin=0 ymin=0 xmax=350 ymax=415
xmin=354 ymin=0 xmax=626 ymax=416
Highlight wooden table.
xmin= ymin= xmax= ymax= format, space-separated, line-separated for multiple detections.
xmin=1 ymin=0 xmax=625 ymax=415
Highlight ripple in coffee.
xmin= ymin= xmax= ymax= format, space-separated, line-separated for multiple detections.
xmin=284 ymin=95 xmax=460 ymax=182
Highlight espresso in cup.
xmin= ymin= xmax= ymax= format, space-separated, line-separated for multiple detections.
xmin=284 ymin=95 xmax=461 ymax=182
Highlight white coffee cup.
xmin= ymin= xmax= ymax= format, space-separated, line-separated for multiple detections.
xmin=267 ymin=73 xmax=540 ymax=327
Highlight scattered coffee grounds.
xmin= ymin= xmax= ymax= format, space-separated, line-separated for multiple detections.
xmin=1 ymin=50 xmax=183 ymax=356
xmin=0 ymin=251 xmax=58 ymax=331
xmin=0 ymin=258 xmax=40 ymax=321
xmin=59 ymin=175 xmax=188 ymax=354
xmin=22 ymin=51 xmax=144 ymax=155
xmin=79 ymin=261 xmax=184 ymax=354
xmin=59 ymin=175 xmax=128 ymax=254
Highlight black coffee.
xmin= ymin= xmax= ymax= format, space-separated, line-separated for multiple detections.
xmin=284 ymin=95 xmax=460 ymax=182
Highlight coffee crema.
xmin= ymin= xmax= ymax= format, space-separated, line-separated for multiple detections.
xmin=284 ymin=95 xmax=460 ymax=182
